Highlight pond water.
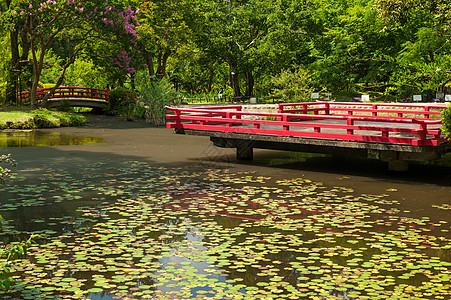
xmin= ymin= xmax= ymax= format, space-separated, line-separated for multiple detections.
xmin=0 ymin=131 xmax=103 ymax=147
xmin=0 ymin=120 xmax=449 ymax=299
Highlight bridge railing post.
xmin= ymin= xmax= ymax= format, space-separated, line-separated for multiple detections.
xmin=418 ymin=122 xmax=427 ymax=146
xmin=325 ymin=103 xmax=330 ymax=115
xmin=226 ymin=112 xmax=232 ymax=127
xmin=372 ymin=104 xmax=378 ymax=117
xmin=347 ymin=118 xmax=354 ymax=136
xmin=174 ymin=109 xmax=182 ymax=128
xmin=277 ymin=104 xmax=283 ymax=121
xmin=282 ymin=115 xmax=289 ymax=131
xmin=105 ymin=88 xmax=110 ymax=102
xmin=424 ymin=106 xmax=430 ymax=119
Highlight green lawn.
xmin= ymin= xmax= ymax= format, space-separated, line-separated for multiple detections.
xmin=0 ymin=108 xmax=87 ymax=129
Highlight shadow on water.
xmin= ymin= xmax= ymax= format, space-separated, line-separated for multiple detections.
xmin=0 ymin=130 xmax=103 ymax=147
xmin=82 ymin=113 xmax=153 ymax=130
xmin=1 ymin=139 xmax=450 ymax=299
xmin=194 ymin=150 xmax=451 ymax=186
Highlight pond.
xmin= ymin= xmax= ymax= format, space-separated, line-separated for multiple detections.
xmin=0 ymin=120 xmax=449 ymax=299
xmin=0 ymin=131 xmax=103 ymax=147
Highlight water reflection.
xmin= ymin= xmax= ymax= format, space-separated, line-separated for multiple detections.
xmin=0 ymin=130 xmax=103 ymax=147
xmin=0 ymin=160 xmax=449 ymax=299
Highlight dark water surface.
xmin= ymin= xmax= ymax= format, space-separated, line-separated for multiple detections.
xmin=0 ymin=130 xmax=103 ymax=147
xmin=0 ymin=115 xmax=449 ymax=299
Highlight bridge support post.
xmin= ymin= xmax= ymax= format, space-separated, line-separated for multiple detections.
xmin=237 ymin=142 xmax=253 ymax=160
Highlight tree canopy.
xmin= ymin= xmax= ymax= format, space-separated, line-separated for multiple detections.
xmin=1 ymin=0 xmax=451 ymax=103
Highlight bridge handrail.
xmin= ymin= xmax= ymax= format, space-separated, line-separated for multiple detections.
xmin=166 ymin=106 xmax=437 ymax=124
xmin=278 ymin=102 xmax=447 ymax=119
xmin=20 ymin=86 xmax=110 ymax=101
xmin=166 ymin=105 xmax=447 ymax=147
xmin=186 ymin=105 xmax=243 ymax=111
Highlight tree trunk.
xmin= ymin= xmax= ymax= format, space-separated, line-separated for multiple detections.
xmin=29 ymin=35 xmax=45 ymax=108
xmin=6 ymin=25 xmax=20 ymax=105
xmin=156 ymin=48 xmax=171 ymax=79
xmin=245 ymin=71 xmax=254 ymax=97
xmin=41 ymin=57 xmax=75 ymax=104
xmin=145 ymin=51 xmax=155 ymax=79
xmin=207 ymin=67 xmax=214 ymax=92
xmin=30 ymin=73 xmax=40 ymax=108
xmin=228 ymin=65 xmax=241 ymax=98
xmin=130 ymin=72 xmax=136 ymax=90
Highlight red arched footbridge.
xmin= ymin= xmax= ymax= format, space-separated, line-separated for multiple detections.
xmin=166 ymin=102 xmax=451 ymax=171
xmin=20 ymin=86 xmax=110 ymax=108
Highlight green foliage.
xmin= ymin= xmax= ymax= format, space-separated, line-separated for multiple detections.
xmin=0 ymin=109 xmax=87 ymax=129
xmin=40 ymin=52 xmax=108 ymax=89
xmin=0 ymin=32 xmax=10 ymax=105
xmin=136 ymin=74 xmax=179 ymax=125
xmin=107 ymin=87 xmax=138 ymax=120
xmin=1 ymin=0 xmax=139 ymax=106
xmin=33 ymin=108 xmax=87 ymax=128
xmin=56 ymin=113 xmax=87 ymax=127
xmin=0 ymin=155 xmax=15 ymax=185
xmin=2 ymin=0 xmax=451 ymax=101
xmin=0 ymin=154 xmax=33 ymax=290
xmin=269 ymin=67 xmax=314 ymax=103
xmin=441 ymin=105 xmax=451 ymax=139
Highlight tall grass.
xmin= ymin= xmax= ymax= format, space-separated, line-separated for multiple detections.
xmin=136 ymin=75 xmax=180 ymax=125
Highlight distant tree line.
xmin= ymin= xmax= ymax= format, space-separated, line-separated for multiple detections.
xmin=1 ymin=0 xmax=451 ymax=104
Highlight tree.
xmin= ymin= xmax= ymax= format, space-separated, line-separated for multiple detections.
xmin=375 ymin=0 xmax=451 ymax=98
xmin=1 ymin=0 xmax=31 ymax=105
xmin=300 ymin=0 xmax=398 ymax=95
xmin=269 ymin=66 xmax=314 ymax=102
xmin=136 ymin=0 xmax=192 ymax=80
xmin=1 ymin=0 xmax=140 ymax=107
xmin=194 ymin=0 xmax=277 ymax=98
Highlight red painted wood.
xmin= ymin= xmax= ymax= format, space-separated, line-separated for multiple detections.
xmin=165 ymin=103 xmax=449 ymax=147
xmin=279 ymin=102 xmax=445 ymax=119
xmin=20 ymin=86 xmax=110 ymax=102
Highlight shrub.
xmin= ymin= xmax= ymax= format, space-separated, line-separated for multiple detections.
xmin=269 ymin=67 xmax=315 ymax=103
xmin=136 ymin=76 xmax=180 ymax=125
xmin=33 ymin=109 xmax=87 ymax=128
xmin=442 ymin=105 xmax=451 ymax=139
xmin=107 ymin=87 xmax=137 ymax=119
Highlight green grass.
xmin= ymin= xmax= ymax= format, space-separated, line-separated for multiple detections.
xmin=0 ymin=111 xmax=33 ymax=123
xmin=0 ymin=108 xmax=87 ymax=129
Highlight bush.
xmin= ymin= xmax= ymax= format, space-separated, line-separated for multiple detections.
xmin=107 ymin=87 xmax=137 ymax=119
xmin=0 ymin=109 xmax=87 ymax=129
xmin=33 ymin=108 xmax=88 ymax=128
xmin=136 ymin=75 xmax=180 ymax=125
xmin=442 ymin=105 xmax=451 ymax=139
xmin=269 ymin=67 xmax=315 ymax=103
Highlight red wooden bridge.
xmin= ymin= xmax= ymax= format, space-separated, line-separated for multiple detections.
xmin=166 ymin=102 xmax=451 ymax=171
xmin=20 ymin=86 xmax=110 ymax=108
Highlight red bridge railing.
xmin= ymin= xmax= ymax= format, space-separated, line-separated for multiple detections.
xmin=20 ymin=86 xmax=109 ymax=102
xmin=278 ymin=102 xmax=445 ymax=119
xmin=166 ymin=102 xmax=449 ymax=147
